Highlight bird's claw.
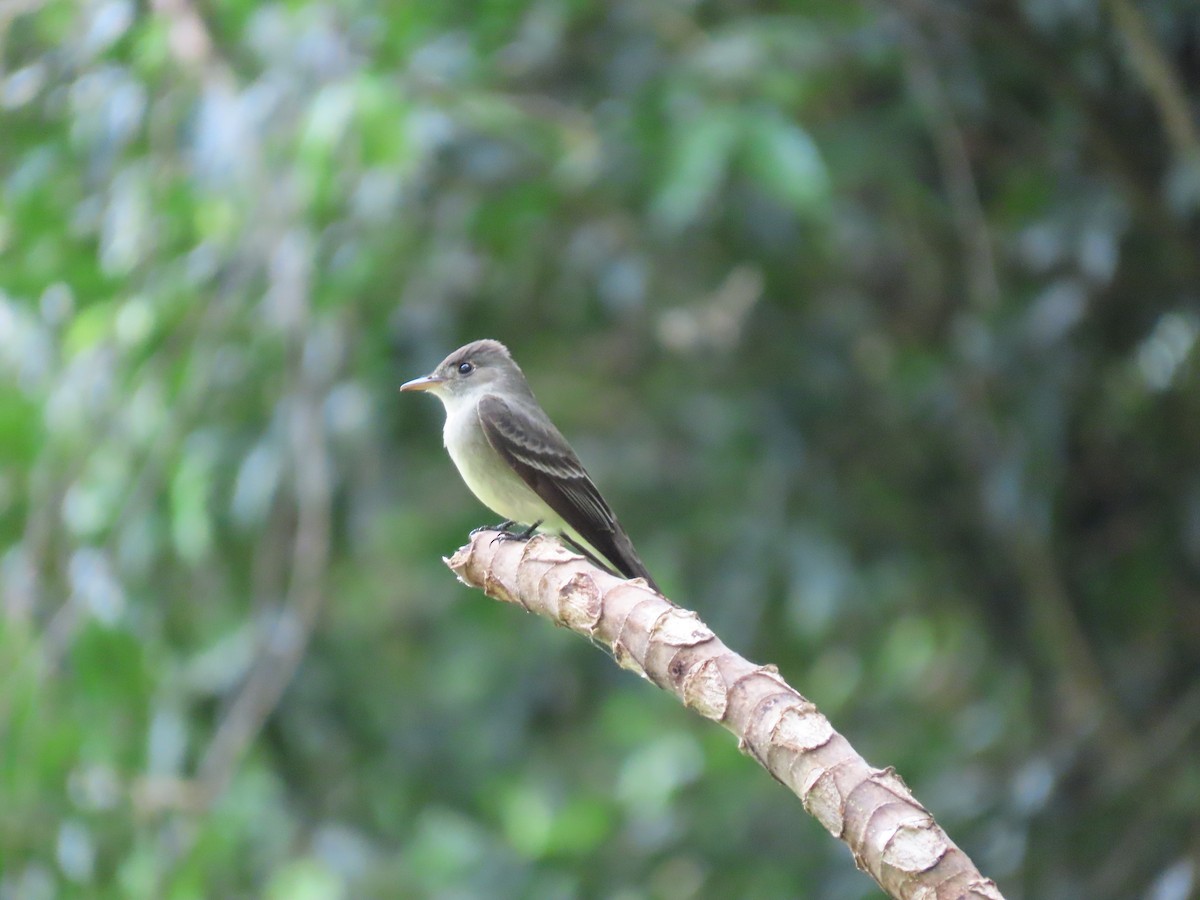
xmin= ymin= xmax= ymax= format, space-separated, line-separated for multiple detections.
xmin=471 ymin=520 xmax=515 ymax=537
xmin=486 ymin=520 xmax=543 ymax=545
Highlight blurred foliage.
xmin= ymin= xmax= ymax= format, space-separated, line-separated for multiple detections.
xmin=2 ymin=0 xmax=1199 ymax=897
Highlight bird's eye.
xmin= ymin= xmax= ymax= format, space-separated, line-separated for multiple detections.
xmin=458 ymin=361 xmax=474 ymax=375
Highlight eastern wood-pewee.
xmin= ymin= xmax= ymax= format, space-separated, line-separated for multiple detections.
xmin=401 ymin=339 xmax=658 ymax=591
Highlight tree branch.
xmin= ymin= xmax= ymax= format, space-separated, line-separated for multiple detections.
xmin=1106 ymin=0 xmax=1200 ymax=166
xmin=447 ymin=532 xmax=1005 ymax=900
xmin=899 ymin=22 xmax=1001 ymax=312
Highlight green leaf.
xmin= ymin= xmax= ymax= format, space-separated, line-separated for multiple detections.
xmin=651 ymin=107 xmax=741 ymax=230
xmin=741 ymin=111 xmax=828 ymax=213
xmin=64 ymin=300 xmax=117 ymax=356
xmin=265 ymin=859 xmax=345 ymax=900
xmin=170 ymin=439 xmax=215 ymax=564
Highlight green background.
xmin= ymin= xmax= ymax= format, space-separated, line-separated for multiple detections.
xmin=2 ymin=0 xmax=1198 ymax=897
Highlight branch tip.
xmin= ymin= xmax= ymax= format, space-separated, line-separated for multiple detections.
xmin=444 ymin=529 xmax=1005 ymax=899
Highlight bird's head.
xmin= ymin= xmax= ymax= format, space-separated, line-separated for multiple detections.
xmin=400 ymin=339 xmax=527 ymax=406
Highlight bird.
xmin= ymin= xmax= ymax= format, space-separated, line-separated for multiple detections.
xmin=401 ymin=339 xmax=658 ymax=591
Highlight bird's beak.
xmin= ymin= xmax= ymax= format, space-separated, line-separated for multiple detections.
xmin=400 ymin=373 xmax=445 ymax=392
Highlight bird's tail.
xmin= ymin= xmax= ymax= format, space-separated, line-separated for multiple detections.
xmin=561 ymin=527 xmax=659 ymax=593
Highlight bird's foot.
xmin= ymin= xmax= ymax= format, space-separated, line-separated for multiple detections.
xmin=489 ymin=520 xmax=543 ymax=545
xmin=471 ymin=520 xmax=515 ymax=537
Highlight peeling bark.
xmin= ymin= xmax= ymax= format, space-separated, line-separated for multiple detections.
xmin=447 ymin=532 xmax=1005 ymax=900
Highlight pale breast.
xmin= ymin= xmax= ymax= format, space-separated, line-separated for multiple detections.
xmin=442 ymin=402 xmax=557 ymax=526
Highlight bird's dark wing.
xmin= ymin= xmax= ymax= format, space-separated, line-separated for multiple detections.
xmin=476 ymin=393 xmax=657 ymax=590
